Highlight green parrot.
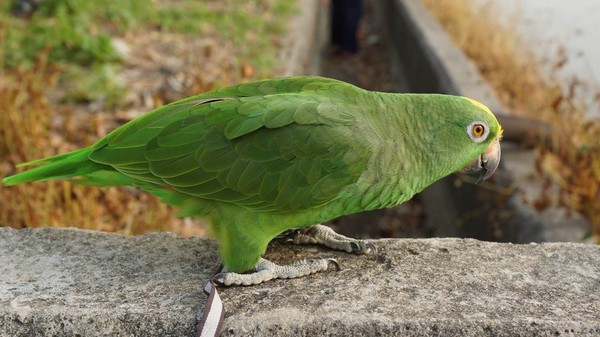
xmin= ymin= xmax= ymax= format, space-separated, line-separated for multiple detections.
xmin=2 ymin=76 xmax=502 ymax=286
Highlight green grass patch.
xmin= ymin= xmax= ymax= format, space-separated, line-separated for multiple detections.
xmin=1 ymin=0 xmax=296 ymax=108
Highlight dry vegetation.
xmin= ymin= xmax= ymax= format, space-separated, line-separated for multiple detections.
xmin=421 ymin=0 xmax=600 ymax=240
xmin=0 ymin=0 xmax=294 ymax=236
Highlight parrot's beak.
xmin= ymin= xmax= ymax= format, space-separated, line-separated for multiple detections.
xmin=459 ymin=138 xmax=501 ymax=184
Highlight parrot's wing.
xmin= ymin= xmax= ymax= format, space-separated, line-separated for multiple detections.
xmin=90 ymin=79 xmax=370 ymax=213
xmin=91 ymin=76 xmax=352 ymax=154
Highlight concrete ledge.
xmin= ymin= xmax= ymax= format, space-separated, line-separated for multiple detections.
xmin=2 ymin=227 xmax=600 ymax=336
xmin=0 ymin=227 xmax=219 ymax=336
xmin=280 ymin=0 xmax=327 ymax=76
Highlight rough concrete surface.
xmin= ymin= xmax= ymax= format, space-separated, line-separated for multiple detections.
xmin=0 ymin=228 xmax=219 ymax=337
xmin=1 ymin=227 xmax=600 ymax=337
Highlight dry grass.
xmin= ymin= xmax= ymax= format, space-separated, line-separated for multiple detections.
xmin=0 ymin=55 xmax=181 ymax=235
xmin=421 ymin=0 xmax=600 ymax=239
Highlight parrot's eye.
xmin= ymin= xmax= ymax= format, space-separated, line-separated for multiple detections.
xmin=467 ymin=121 xmax=489 ymax=143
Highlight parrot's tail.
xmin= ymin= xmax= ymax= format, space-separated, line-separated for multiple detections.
xmin=2 ymin=148 xmax=108 ymax=186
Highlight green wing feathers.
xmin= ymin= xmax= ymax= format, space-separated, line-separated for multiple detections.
xmin=3 ymin=76 xmax=370 ymax=213
xmin=91 ymin=87 xmax=369 ymax=212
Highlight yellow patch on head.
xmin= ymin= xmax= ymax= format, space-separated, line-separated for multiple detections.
xmin=465 ymin=97 xmax=492 ymax=114
xmin=496 ymin=126 xmax=504 ymax=140
xmin=465 ymin=97 xmax=503 ymax=139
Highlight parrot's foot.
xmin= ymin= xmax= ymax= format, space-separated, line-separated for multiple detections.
xmin=291 ymin=224 xmax=377 ymax=256
xmin=213 ymin=257 xmax=340 ymax=286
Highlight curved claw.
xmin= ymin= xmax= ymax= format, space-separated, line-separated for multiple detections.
xmin=326 ymin=258 xmax=341 ymax=271
xmin=212 ymin=273 xmax=226 ymax=286
xmin=350 ymin=240 xmax=378 ymax=256
xmin=364 ymin=242 xmax=378 ymax=257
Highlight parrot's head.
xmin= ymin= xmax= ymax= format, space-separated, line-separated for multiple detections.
xmin=429 ymin=95 xmax=503 ymax=184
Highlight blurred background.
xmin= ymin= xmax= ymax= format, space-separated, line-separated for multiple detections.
xmin=0 ymin=0 xmax=598 ymax=244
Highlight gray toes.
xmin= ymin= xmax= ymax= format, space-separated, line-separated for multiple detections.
xmin=212 ymin=257 xmax=339 ymax=287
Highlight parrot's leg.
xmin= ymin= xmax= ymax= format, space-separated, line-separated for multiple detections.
xmin=213 ymin=257 xmax=340 ymax=286
xmin=290 ymin=224 xmax=377 ymax=255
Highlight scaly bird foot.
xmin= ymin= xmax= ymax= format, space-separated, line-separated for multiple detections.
xmin=290 ymin=224 xmax=378 ymax=256
xmin=213 ymin=257 xmax=340 ymax=286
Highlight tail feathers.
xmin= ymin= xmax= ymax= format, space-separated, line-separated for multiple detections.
xmin=2 ymin=148 xmax=106 ymax=186
xmin=3 ymin=147 xmax=209 ymax=216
